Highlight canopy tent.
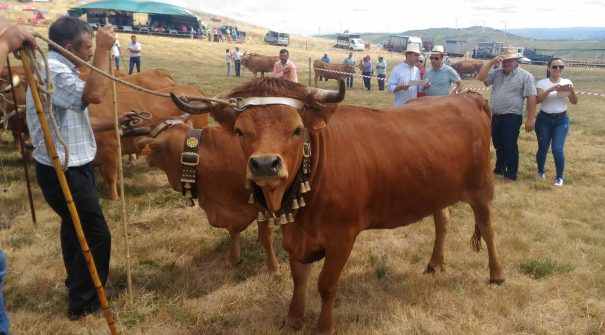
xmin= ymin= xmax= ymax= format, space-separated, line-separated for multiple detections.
xmin=68 ymin=0 xmax=203 ymax=35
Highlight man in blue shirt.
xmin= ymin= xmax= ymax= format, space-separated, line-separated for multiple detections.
xmin=321 ymin=53 xmax=331 ymax=64
xmin=25 ymin=16 xmax=116 ymax=320
xmin=422 ymin=45 xmax=463 ymax=96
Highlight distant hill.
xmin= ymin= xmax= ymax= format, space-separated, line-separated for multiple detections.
xmin=507 ymin=27 xmax=605 ymax=40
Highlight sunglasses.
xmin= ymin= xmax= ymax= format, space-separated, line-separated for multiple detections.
xmin=551 ymin=65 xmax=564 ymax=70
xmin=429 ymin=56 xmax=442 ymax=61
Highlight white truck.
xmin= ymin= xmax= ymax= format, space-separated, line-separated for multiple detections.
xmin=335 ymin=33 xmax=365 ymax=51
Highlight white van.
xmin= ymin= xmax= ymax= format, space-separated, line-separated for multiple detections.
xmin=349 ymin=38 xmax=365 ymax=51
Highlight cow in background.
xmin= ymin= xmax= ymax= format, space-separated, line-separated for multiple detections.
xmin=240 ymin=53 xmax=279 ymax=77
xmin=125 ymin=118 xmax=279 ymax=271
xmin=312 ymin=60 xmax=355 ymax=87
xmin=171 ymin=78 xmax=505 ymax=335
xmin=451 ymin=60 xmax=484 ymax=78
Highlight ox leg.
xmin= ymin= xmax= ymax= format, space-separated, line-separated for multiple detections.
xmin=315 ymin=240 xmax=355 ymax=335
xmin=227 ymin=230 xmax=241 ymax=267
xmin=470 ymin=200 xmax=505 ymax=284
xmin=98 ymin=161 xmax=119 ymax=201
xmin=425 ymin=208 xmax=450 ymax=274
xmin=284 ymin=257 xmax=311 ymax=330
xmin=314 ymin=75 xmax=318 ymax=88
xmin=257 ymin=221 xmax=279 ymax=272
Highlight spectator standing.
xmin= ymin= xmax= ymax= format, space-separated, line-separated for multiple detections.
xmin=388 ymin=43 xmax=421 ymax=107
xmin=376 ymin=56 xmax=387 ymax=91
xmin=477 ymin=47 xmax=537 ymax=181
xmin=25 ymin=16 xmax=117 ymax=320
xmin=321 ymin=53 xmax=331 ymax=63
xmin=343 ymin=52 xmax=356 ymax=88
xmin=207 ymin=26 xmax=212 ymax=41
xmin=535 ymin=58 xmax=578 ymax=186
xmin=225 ymin=48 xmax=232 ymax=77
xmin=416 ymin=54 xmax=426 ymax=97
xmin=128 ymin=34 xmax=141 ymax=74
xmin=360 ymin=55 xmax=372 ymax=91
xmin=233 ymin=47 xmax=242 ymax=77
xmin=225 ymin=27 xmax=231 ymax=43
xmin=422 ymin=45 xmax=463 ymax=96
xmin=232 ymin=29 xmax=238 ymax=43
xmin=273 ymin=48 xmax=298 ymax=82
xmin=111 ymin=38 xmax=121 ymax=70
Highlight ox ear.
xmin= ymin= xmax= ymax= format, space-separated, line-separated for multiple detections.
xmin=210 ymin=108 xmax=238 ymax=132
xmin=133 ymin=136 xmax=155 ymax=152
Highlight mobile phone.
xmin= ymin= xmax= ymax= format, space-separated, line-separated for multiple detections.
xmin=558 ymin=84 xmax=572 ymax=91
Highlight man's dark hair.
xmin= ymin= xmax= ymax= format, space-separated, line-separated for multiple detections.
xmin=48 ymin=16 xmax=93 ymax=53
xmin=279 ymin=48 xmax=289 ymax=55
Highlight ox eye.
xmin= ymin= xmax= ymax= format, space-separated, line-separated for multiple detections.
xmin=234 ymin=127 xmax=244 ymax=137
xmin=293 ymin=127 xmax=304 ymax=136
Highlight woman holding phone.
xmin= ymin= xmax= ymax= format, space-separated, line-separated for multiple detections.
xmin=535 ymin=58 xmax=578 ymax=186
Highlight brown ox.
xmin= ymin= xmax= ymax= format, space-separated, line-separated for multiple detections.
xmin=90 ymin=79 xmax=207 ymax=200
xmin=1 ymin=67 xmax=28 ymax=152
xmin=127 ymin=119 xmax=278 ymax=270
xmin=240 ymin=53 xmax=279 ymax=77
xmin=312 ymin=60 xmax=355 ymax=87
xmin=171 ymin=78 xmax=505 ymax=335
xmin=451 ymin=60 xmax=484 ymax=78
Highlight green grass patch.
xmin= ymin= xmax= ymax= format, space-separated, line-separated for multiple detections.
xmin=519 ymin=259 xmax=573 ymax=279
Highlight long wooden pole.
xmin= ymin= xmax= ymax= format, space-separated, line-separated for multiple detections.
xmin=110 ymin=51 xmax=133 ymax=309
xmin=20 ymin=50 xmax=118 ymax=335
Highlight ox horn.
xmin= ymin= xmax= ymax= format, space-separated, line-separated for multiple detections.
xmin=0 ymin=75 xmax=21 ymax=94
xmin=306 ymin=79 xmax=345 ymax=103
xmin=170 ymin=92 xmax=214 ymax=114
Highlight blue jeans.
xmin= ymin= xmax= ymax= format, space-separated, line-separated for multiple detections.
xmin=362 ymin=71 xmax=372 ymax=90
xmin=114 ymin=56 xmax=120 ymax=70
xmin=492 ymin=113 xmax=522 ymax=180
xmin=377 ymin=74 xmax=386 ymax=91
xmin=129 ymin=56 xmax=141 ymax=74
xmin=346 ymin=74 xmax=354 ymax=87
xmin=234 ymin=60 xmax=241 ymax=77
xmin=0 ymin=250 xmax=9 ymax=335
xmin=535 ymin=111 xmax=569 ymax=179
xmin=226 ymin=62 xmax=231 ymax=76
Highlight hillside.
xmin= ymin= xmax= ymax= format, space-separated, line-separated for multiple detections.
xmin=508 ymin=27 xmax=605 ymax=40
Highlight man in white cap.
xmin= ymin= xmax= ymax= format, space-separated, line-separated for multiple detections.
xmin=477 ymin=47 xmax=537 ymax=182
xmin=388 ymin=43 xmax=421 ymax=107
xmin=422 ymin=45 xmax=463 ymax=96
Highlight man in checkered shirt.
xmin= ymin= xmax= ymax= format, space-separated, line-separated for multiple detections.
xmin=25 ymin=16 xmax=118 ymax=320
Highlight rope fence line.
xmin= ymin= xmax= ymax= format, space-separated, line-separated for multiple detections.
xmin=314 ymin=67 xmax=605 ymax=97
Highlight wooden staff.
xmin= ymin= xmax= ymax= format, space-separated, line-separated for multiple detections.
xmin=19 ymin=49 xmax=118 ymax=335
xmin=6 ymin=56 xmax=36 ymax=226
xmin=110 ymin=49 xmax=133 ymax=309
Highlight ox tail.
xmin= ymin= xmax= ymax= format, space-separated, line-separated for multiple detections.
xmin=470 ymin=224 xmax=482 ymax=252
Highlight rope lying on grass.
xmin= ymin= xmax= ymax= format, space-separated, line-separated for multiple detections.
xmin=314 ymin=67 xmax=605 ymax=97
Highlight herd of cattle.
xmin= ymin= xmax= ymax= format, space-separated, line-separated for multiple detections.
xmin=0 ymin=61 xmax=503 ymax=334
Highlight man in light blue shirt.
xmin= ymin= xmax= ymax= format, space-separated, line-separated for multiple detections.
xmin=376 ymin=56 xmax=387 ymax=91
xmin=388 ymin=43 xmax=421 ymax=107
xmin=422 ymin=45 xmax=463 ymax=96
xmin=321 ymin=53 xmax=331 ymax=64
xmin=343 ymin=52 xmax=356 ymax=88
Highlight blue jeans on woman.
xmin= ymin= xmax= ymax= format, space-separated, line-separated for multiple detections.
xmin=492 ymin=113 xmax=522 ymax=180
xmin=0 ymin=250 xmax=9 ymax=335
xmin=362 ymin=71 xmax=372 ymax=90
xmin=535 ymin=111 xmax=569 ymax=180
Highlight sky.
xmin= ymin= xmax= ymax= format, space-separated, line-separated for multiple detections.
xmin=167 ymin=0 xmax=605 ymax=36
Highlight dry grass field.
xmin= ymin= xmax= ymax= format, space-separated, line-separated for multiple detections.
xmin=1 ymin=24 xmax=605 ymax=335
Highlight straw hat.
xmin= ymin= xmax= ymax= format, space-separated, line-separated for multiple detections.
xmin=499 ymin=47 xmax=522 ymax=60
xmin=403 ymin=43 xmax=421 ymax=54
xmin=431 ymin=45 xmax=445 ymax=54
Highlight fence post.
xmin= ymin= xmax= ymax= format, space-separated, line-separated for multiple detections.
xmin=308 ymin=57 xmax=312 ymax=86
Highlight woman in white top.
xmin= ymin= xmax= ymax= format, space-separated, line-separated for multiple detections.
xmin=535 ymin=58 xmax=578 ymax=186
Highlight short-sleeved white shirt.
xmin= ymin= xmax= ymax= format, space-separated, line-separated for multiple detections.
xmin=537 ymin=78 xmax=573 ymax=114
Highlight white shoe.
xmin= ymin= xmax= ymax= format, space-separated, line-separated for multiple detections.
xmin=537 ymin=173 xmax=546 ymax=180
xmin=553 ymin=178 xmax=564 ymax=186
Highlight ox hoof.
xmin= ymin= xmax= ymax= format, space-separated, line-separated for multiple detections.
xmin=424 ymin=264 xmax=436 ymax=274
xmin=489 ymin=278 xmax=506 ymax=285
xmin=282 ymin=316 xmax=304 ymax=330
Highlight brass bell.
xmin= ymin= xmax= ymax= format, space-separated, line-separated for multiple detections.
xmin=257 ymin=211 xmax=266 ymax=222
xmin=279 ymin=213 xmax=288 ymax=225
xmin=304 ymin=181 xmax=311 ymax=192
xmin=298 ymin=196 xmax=306 ymax=207
xmin=267 ymin=217 xmax=276 ymax=228
xmin=248 ymin=193 xmax=255 ymax=204
xmin=287 ymin=213 xmax=294 ymax=223
xmin=245 ymin=180 xmax=252 ymax=189
xmin=299 ymin=182 xmax=307 ymax=194
xmin=291 ymin=198 xmax=300 ymax=210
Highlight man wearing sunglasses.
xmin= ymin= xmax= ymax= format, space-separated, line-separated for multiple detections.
xmin=477 ymin=47 xmax=537 ymax=182
xmin=421 ymin=45 xmax=463 ymax=96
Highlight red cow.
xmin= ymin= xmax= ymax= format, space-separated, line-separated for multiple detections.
xmin=240 ymin=53 xmax=279 ymax=77
xmin=126 ymin=119 xmax=278 ymax=270
xmin=312 ymin=60 xmax=355 ymax=87
xmin=171 ymin=78 xmax=505 ymax=334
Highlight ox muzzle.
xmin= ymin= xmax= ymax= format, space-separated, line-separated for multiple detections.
xmin=248 ymin=155 xmax=283 ymax=178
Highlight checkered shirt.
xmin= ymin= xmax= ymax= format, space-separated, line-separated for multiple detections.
xmin=26 ymin=51 xmax=96 ymax=167
xmin=484 ymin=67 xmax=537 ymax=115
